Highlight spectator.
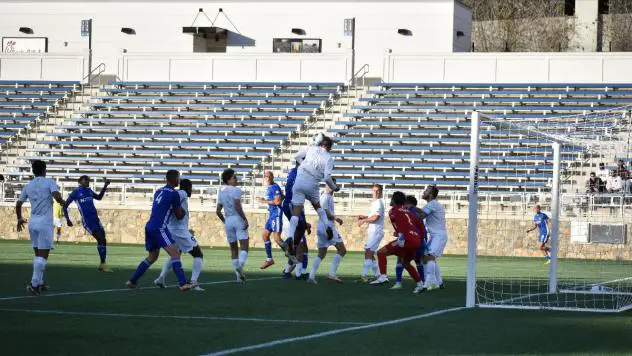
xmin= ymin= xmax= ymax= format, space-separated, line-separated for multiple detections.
xmin=596 ymin=162 xmax=609 ymax=182
xmin=615 ymin=160 xmax=632 ymax=193
xmin=585 ymin=172 xmax=604 ymax=193
xmin=606 ymin=171 xmax=623 ymax=193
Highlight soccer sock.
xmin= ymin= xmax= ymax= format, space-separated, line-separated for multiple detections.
xmin=295 ymin=264 xmax=303 ymax=277
xmin=372 ymin=260 xmax=379 ymax=276
xmin=395 ymin=261 xmax=404 ymax=283
xmin=170 ymin=258 xmax=187 ymax=287
xmin=284 ymin=263 xmax=292 ymax=274
xmin=97 ymin=245 xmax=107 ymax=264
xmin=425 ymin=260 xmax=437 ymax=286
xmin=239 ymin=250 xmax=248 ymax=267
xmin=159 ymin=258 xmax=172 ymax=279
xmin=329 ymin=254 xmax=343 ymax=276
xmin=30 ymin=257 xmax=38 ymax=286
xmin=416 ymin=261 xmax=425 ymax=283
xmin=377 ymin=253 xmax=387 ymax=275
xmin=362 ymin=259 xmax=372 ymax=277
xmin=316 ymin=208 xmax=328 ymax=225
xmin=287 ymin=216 xmax=299 ymax=245
xmin=31 ymin=257 xmax=46 ymax=286
xmin=309 ymin=256 xmax=322 ymax=280
xmin=264 ymin=240 xmax=273 ymax=260
xmin=434 ymin=262 xmax=443 ymax=285
xmin=37 ymin=257 xmax=47 ymax=285
xmin=231 ymin=259 xmax=240 ymax=270
xmin=191 ymin=257 xmax=203 ymax=283
xmin=130 ymin=259 xmax=152 ymax=283
xmin=403 ymin=262 xmax=421 ymax=282
xmin=302 ymin=252 xmax=308 ymax=269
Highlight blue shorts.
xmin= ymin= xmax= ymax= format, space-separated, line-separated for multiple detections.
xmin=145 ymin=227 xmax=175 ymax=251
xmin=538 ymin=232 xmax=550 ymax=244
xmin=265 ymin=215 xmax=283 ymax=233
xmin=84 ymin=219 xmax=104 ymax=236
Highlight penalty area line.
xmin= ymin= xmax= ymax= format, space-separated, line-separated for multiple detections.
xmin=202 ymin=306 xmax=467 ymax=356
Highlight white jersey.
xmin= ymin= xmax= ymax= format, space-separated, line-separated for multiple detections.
xmin=297 ymin=146 xmax=334 ymax=183
xmin=168 ymin=190 xmax=189 ymax=232
xmin=18 ymin=176 xmax=60 ymax=221
xmin=367 ymin=198 xmax=385 ymax=238
xmin=422 ymin=200 xmax=447 ymax=237
xmin=318 ymin=191 xmax=335 ymax=230
xmin=218 ymin=185 xmax=242 ymax=218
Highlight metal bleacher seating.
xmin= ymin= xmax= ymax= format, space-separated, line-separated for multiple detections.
xmin=330 ymin=83 xmax=632 ymax=191
xmin=26 ymin=81 xmax=343 ymax=185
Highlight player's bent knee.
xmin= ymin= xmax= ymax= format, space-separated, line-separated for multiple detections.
xmin=190 ymin=246 xmax=203 ymax=258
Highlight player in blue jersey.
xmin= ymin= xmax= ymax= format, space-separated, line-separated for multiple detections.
xmin=63 ymin=175 xmax=112 ymax=272
xmin=391 ymin=195 xmax=427 ymax=290
xmin=259 ymin=170 xmax=288 ymax=269
xmin=526 ymin=204 xmax=552 ymax=264
xmin=126 ymin=170 xmax=193 ymax=291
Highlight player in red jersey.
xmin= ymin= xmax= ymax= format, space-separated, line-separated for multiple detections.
xmin=370 ymin=191 xmax=426 ymax=293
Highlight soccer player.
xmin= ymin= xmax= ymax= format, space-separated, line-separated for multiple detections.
xmin=285 ymin=134 xmax=339 ymax=251
xmin=419 ymin=185 xmax=448 ymax=291
xmin=357 ymin=183 xmax=384 ymax=282
xmin=53 ymin=200 xmax=64 ymax=243
xmin=16 ymin=160 xmax=66 ymax=295
xmin=216 ymin=168 xmax=248 ymax=283
xmin=63 ymin=175 xmax=112 ymax=272
xmin=282 ymin=151 xmax=310 ymax=279
xmin=526 ymin=204 xmax=552 ymax=264
xmin=126 ymin=170 xmax=193 ymax=291
xmin=370 ymin=191 xmax=425 ymax=294
xmin=308 ymin=178 xmax=346 ymax=284
xmin=260 ymin=170 xmax=286 ymax=269
xmin=391 ymin=195 xmax=426 ymax=290
xmin=154 ymin=179 xmax=204 ymax=291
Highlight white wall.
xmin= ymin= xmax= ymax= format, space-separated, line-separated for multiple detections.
xmin=383 ymin=52 xmax=632 ymax=83
xmin=0 ymin=1 xmax=465 ymax=80
xmin=0 ymin=52 xmax=85 ymax=80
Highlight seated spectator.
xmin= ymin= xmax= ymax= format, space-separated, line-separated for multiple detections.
xmin=585 ymin=172 xmax=605 ymax=193
xmin=606 ymin=171 xmax=623 ymax=193
xmin=615 ymin=160 xmax=632 ymax=193
xmin=596 ymin=162 xmax=609 ymax=182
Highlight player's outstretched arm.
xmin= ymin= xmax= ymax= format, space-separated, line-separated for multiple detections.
xmin=94 ymin=179 xmax=111 ymax=200
xmin=216 ymin=203 xmax=225 ymax=224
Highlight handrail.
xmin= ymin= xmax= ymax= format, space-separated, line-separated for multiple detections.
xmin=351 ymin=63 xmax=370 ymax=87
xmin=83 ymin=62 xmax=106 ymax=84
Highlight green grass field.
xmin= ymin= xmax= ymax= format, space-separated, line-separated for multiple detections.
xmin=1 ymin=240 xmax=631 ymax=355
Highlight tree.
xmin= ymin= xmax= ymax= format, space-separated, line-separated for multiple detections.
xmin=604 ymin=0 xmax=632 ymax=51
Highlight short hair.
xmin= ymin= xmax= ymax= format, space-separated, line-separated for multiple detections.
xmin=180 ymin=178 xmax=192 ymax=191
xmin=405 ymin=195 xmax=417 ymax=207
xmin=222 ymin=168 xmax=235 ymax=184
xmin=31 ymin=160 xmax=46 ymax=176
xmin=535 ymin=204 xmax=541 ymax=209
xmin=78 ymin=175 xmax=89 ymax=183
xmin=391 ymin=191 xmax=406 ymax=205
xmin=320 ymin=135 xmax=334 ymax=149
xmin=372 ymin=183 xmax=383 ymax=192
xmin=590 ymin=172 xmax=596 ymax=176
xmin=166 ymin=170 xmax=180 ymax=183
xmin=427 ymin=185 xmax=439 ymax=198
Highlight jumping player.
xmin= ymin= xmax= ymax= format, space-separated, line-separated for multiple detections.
xmin=216 ymin=168 xmax=249 ymax=283
xmin=357 ymin=183 xmax=384 ymax=282
xmin=63 ymin=175 xmax=112 ymax=272
xmin=420 ymin=185 xmax=448 ymax=291
xmin=308 ymin=178 xmax=346 ymax=284
xmin=260 ymin=171 xmax=286 ymax=269
xmin=154 ymin=179 xmax=204 ymax=291
xmin=391 ymin=195 xmax=426 ymax=290
xmin=126 ymin=170 xmax=193 ymax=291
xmin=370 ymin=191 xmax=425 ymax=294
xmin=282 ymin=151 xmax=310 ymax=279
xmin=526 ymin=204 xmax=552 ymax=265
xmin=16 ymin=160 xmax=66 ymax=295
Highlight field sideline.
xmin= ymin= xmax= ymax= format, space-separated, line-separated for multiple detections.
xmin=0 ymin=240 xmax=631 ymax=355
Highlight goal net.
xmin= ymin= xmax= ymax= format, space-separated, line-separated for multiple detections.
xmin=466 ymin=107 xmax=632 ymax=313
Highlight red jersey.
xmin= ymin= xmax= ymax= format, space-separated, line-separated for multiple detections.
xmin=389 ymin=205 xmax=424 ymax=249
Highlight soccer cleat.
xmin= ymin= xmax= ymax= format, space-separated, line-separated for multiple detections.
xmin=125 ymin=280 xmax=138 ymax=289
xmin=282 ymin=272 xmax=293 ymax=280
xmin=413 ymin=285 xmax=426 ymax=294
xmin=307 ymin=278 xmax=318 ymax=284
xmin=390 ymin=283 xmax=403 ymax=290
xmin=192 ymin=285 xmax=205 ymax=292
xmin=370 ymin=275 xmax=389 ymax=285
xmin=425 ymin=284 xmax=440 ymax=291
xmin=236 ymin=266 xmax=247 ymax=282
xmin=154 ymin=277 xmax=166 ymax=289
xmin=260 ymin=260 xmax=275 ymax=270
xmin=98 ymin=263 xmax=113 ymax=273
xmin=326 ymin=226 xmax=334 ymax=241
xmin=545 ymin=259 xmax=551 ymax=265
xmin=327 ymin=274 xmax=343 ymax=283
xmin=179 ymin=283 xmax=194 ymax=292
xmin=26 ymin=284 xmax=40 ymax=296
xmin=439 ymin=282 xmax=445 ymax=290
xmin=38 ymin=284 xmax=50 ymax=292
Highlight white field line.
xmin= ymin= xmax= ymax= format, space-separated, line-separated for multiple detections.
xmin=201 ymin=307 xmax=467 ymax=356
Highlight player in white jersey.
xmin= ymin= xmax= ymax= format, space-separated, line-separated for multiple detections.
xmin=308 ymin=178 xmax=346 ymax=284
xmin=16 ymin=160 xmax=66 ymax=295
xmin=420 ymin=185 xmax=447 ymax=291
xmin=357 ymin=184 xmax=384 ymax=282
xmin=154 ymin=179 xmax=205 ymax=291
xmin=286 ymin=134 xmax=339 ymax=248
xmin=216 ymin=169 xmax=248 ymax=282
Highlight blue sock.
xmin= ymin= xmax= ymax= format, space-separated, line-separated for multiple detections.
xmin=129 ymin=259 xmax=152 ymax=283
xmin=416 ymin=262 xmax=425 ymax=283
xmin=395 ymin=262 xmax=404 ymax=283
xmin=97 ymin=245 xmax=107 ymax=263
xmin=302 ymin=253 xmax=308 ymax=269
xmin=170 ymin=258 xmax=187 ymax=286
xmin=264 ymin=240 xmax=272 ymax=259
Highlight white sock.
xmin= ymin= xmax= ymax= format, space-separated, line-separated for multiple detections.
xmin=159 ymin=258 xmax=172 ymax=280
xmin=32 ymin=257 xmax=46 ymax=286
xmin=316 ymin=208 xmax=328 ymax=226
xmin=434 ymin=262 xmax=443 ymax=285
xmin=239 ymin=250 xmax=248 ymax=267
xmin=372 ymin=260 xmax=379 ymax=276
xmin=362 ymin=259 xmax=372 ymax=277
xmin=425 ymin=260 xmax=437 ymax=286
xmin=295 ymin=264 xmax=303 ymax=277
xmin=231 ymin=259 xmax=240 ymax=270
xmin=284 ymin=264 xmax=292 ymax=274
xmin=191 ymin=257 xmax=202 ymax=283
xmin=310 ymin=256 xmax=322 ymax=280
xmin=287 ymin=216 xmax=299 ymax=244
xmin=330 ymin=254 xmax=343 ymax=276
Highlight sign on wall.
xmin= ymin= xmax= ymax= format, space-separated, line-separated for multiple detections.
xmin=2 ymin=37 xmax=48 ymax=53
xmin=273 ymin=38 xmax=321 ymax=53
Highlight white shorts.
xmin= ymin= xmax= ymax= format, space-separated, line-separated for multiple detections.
xmin=426 ymin=234 xmax=448 ymax=257
xmin=225 ymin=216 xmax=249 ymax=244
xmin=54 ymin=219 xmax=63 ymax=228
xmin=170 ymin=228 xmax=198 ymax=253
xmin=291 ymin=176 xmax=320 ymax=206
xmin=364 ymin=231 xmax=384 ymax=252
xmin=29 ymin=217 xmax=54 ymax=250
xmin=316 ymin=222 xmax=342 ymax=249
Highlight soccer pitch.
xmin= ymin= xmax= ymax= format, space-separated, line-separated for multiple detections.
xmin=0 ymin=240 xmax=631 ymax=355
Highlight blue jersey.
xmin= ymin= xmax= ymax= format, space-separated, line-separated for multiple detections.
xmin=533 ymin=212 xmax=549 ymax=234
xmin=266 ymin=183 xmax=283 ymax=219
xmin=64 ymin=186 xmax=106 ymax=229
xmin=146 ymin=185 xmax=182 ymax=231
xmin=285 ymin=168 xmax=298 ymax=202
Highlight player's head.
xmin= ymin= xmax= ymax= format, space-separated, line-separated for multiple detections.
xmin=263 ymin=170 xmax=274 ymax=185
xmin=404 ymin=195 xmax=417 ymax=209
xmin=589 ymin=172 xmax=596 ymax=180
xmin=180 ymin=178 xmax=192 ymax=198
xmin=618 ymin=159 xmax=625 ymax=167
xmin=166 ymin=170 xmax=180 ymax=187
xmin=222 ymin=168 xmax=237 ymax=186
xmin=372 ymin=184 xmax=383 ymax=199
xmin=390 ymin=191 xmax=405 ymax=207
xmin=422 ymin=185 xmax=439 ymax=201
xmin=294 ymin=150 xmax=307 ymax=167
xmin=31 ymin=160 xmax=47 ymax=177
xmin=325 ymin=177 xmax=337 ymax=194
xmin=534 ymin=204 xmax=541 ymax=213
xmin=319 ymin=135 xmax=334 ymax=152
xmin=78 ymin=175 xmax=90 ymax=187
